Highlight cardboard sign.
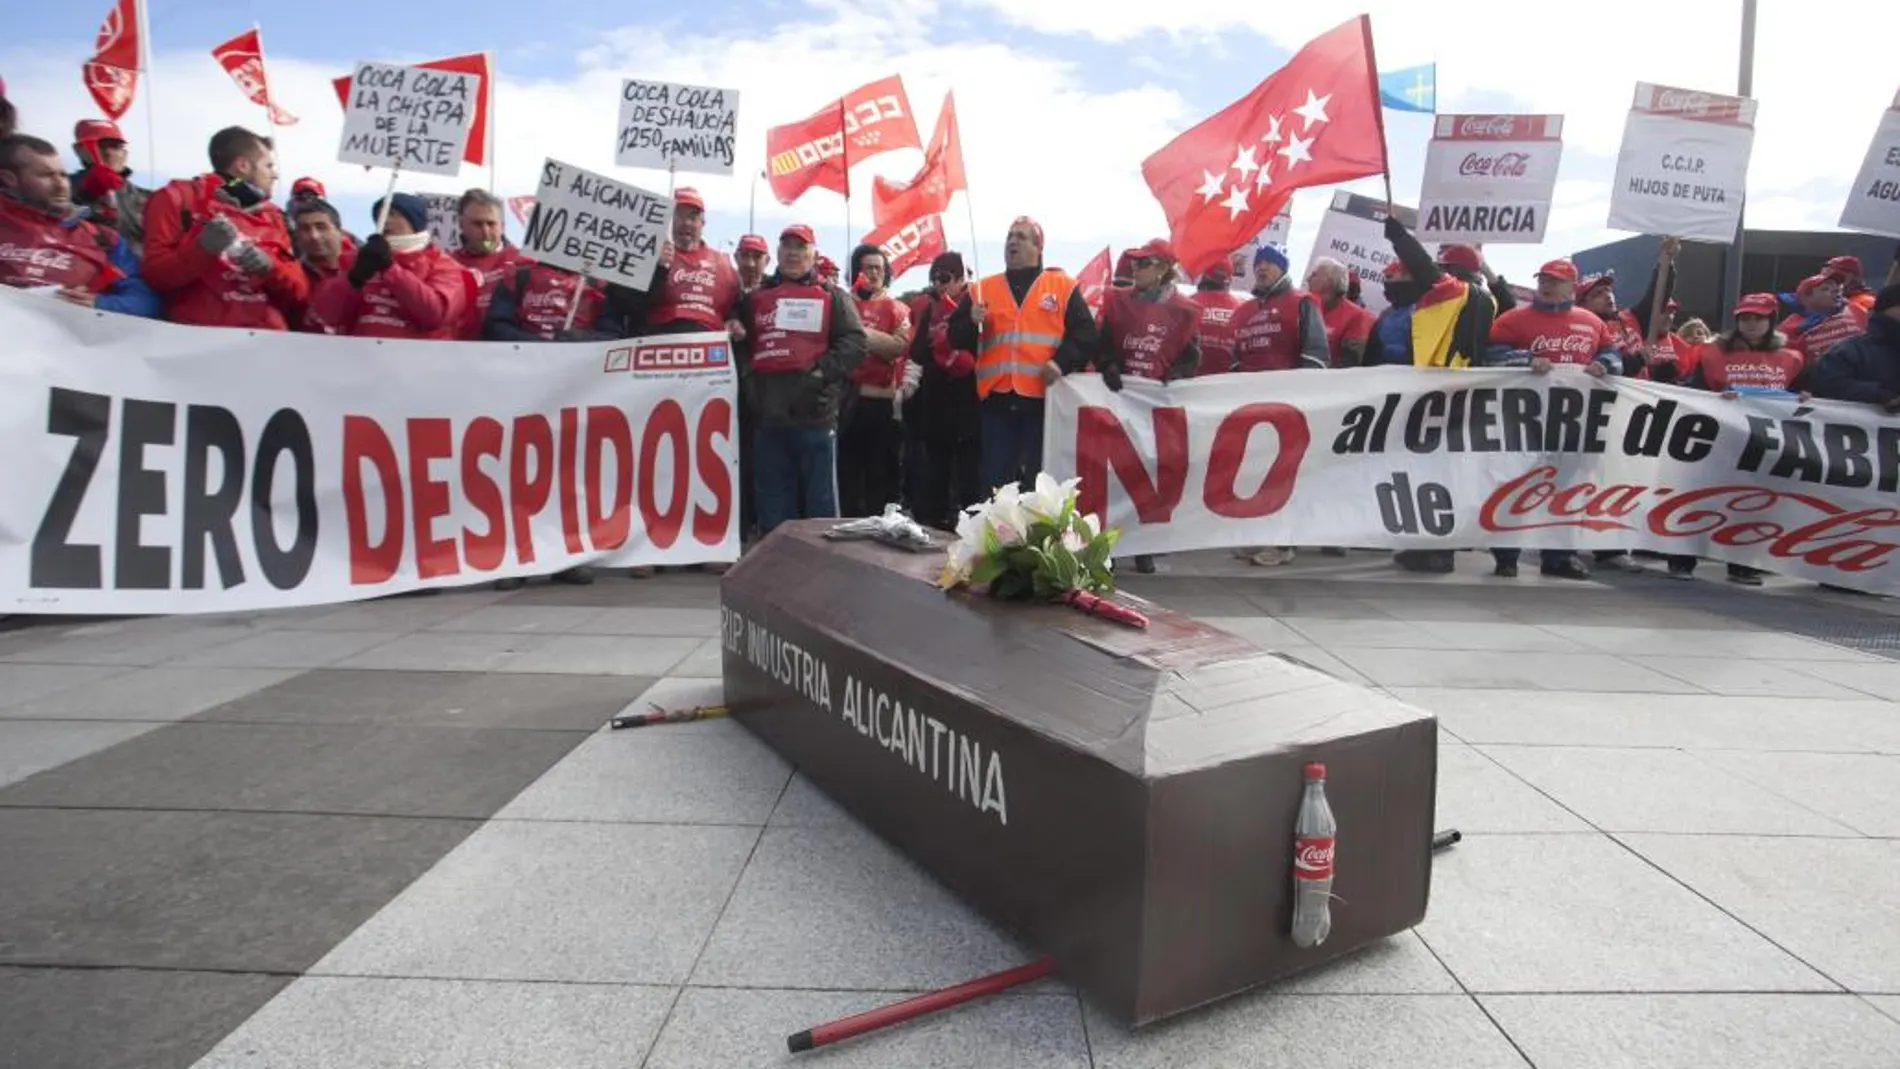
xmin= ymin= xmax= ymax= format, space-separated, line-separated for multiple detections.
xmin=1307 ymin=191 xmax=1417 ymax=314
xmin=1607 ymin=82 xmax=1757 ymax=244
xmin=1419 ymin=114 xmax=1564 ymax=244
xmin=417 ymin=193 xmax=462 ymax=251
xmin=337 ymin=61 xmax=478 ymax=176
xmin=616 ymin=79 xmax=740 ymax=176
xmin=1840 ymin=88 xmax=1900 ymax=238
xmin=523 ymin=158 xmax=672 ymax=290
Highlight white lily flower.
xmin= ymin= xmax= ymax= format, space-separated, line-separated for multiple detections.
xmin=1021 ymin=471 xmax=1077 ymax=521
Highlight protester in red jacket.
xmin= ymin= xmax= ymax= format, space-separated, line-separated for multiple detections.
xmin=306 ymin=193 xmax=470 ymax=339
xmin=1187 ymin=259 xmax=1244 ymax=376
xmin=287 ymin=196 xmax=352 ymax=331
xmin=0 ymin=133 xmax=160 ymax=317
xmin=1230 ymin=244 xmax=1328 ymax=373
xmin=1304 ymin=256 xmax=1373 ymax=367
xmin=1780 ymin=274 xmax=1867 ymax=365
xmin=838 ymin=242 xmax=915 ymax=520
xmin=450 ymin=188 xmax=522 ymax=338
xmin=140 ymin=126 xmax=308 ymax=330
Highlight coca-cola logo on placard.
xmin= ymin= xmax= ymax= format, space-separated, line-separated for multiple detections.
xmin=1295 ymin=837 xmax=1335 ymax=876
xmin=1655 ymin=88 xmax=1713 ymax=115
xmin=1458 ymin=151 xmax=1531 ymax=178
xmin=1459 ymin=115 xmax=1516 ymax=138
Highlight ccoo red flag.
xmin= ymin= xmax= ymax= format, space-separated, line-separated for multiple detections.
xmin=869 ymin=91 xmax=966 ymax=229
xmin=333 ymin=53 xmax=491 ymax=166
xmin=864 ymin=213 xmax=947 ymax=280
xmin=211 ymin=29 xmax=298 ymax=126
xmin=1075 ymin=247 xmax=1112 ymax=318
xmin=763 ymin=74 xmax=922 ymax=206
xmin=1142 ymin=16 xmax=1387 ymax=277
xmin=83 ymin=0 xmax=141 ymax=120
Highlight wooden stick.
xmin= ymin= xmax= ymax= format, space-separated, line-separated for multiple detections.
xmin=563 ymin=261 xmax=589 ymax=333
xmin=787 ymin=958 xmax=1055 ymax=1053
xmin=374 ymin=162 xmax=402 ymax=234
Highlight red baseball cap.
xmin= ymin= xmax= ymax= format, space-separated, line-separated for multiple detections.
xmin=1127 ymin=238 xmax=1174 ymax=263
xmin=1824 ymin=255 xmax=1863 ymax=281
xmin=675 ymin=187 xmax=705 ymax=212
xmin=736 ymin=234 xmax=768 ymax=255
xmin=1734 ymin=292 xmax=1778 ymax=317
xmin=780 ymin=223 xmax=815 ymax=246
xmin=74 ymin=119 xmax=125 ymax=144
xmin=1536 ymin=259 xmax=1580 ymax=283
xmin=1436 ymin=244 xmax=1482 ymax=273
xmin=1796 ymin=273 xmax=1833 ymax=297
xmin=291 ymin=177 xmax=326 ymax=198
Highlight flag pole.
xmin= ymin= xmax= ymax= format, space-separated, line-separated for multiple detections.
xmin=136 ymin=0 xmax=157 ymax=186
xmin=962 ymin=189 xmax=980 ymax=279
xmin=1358 ymin=15 xmax=1396 ymax=211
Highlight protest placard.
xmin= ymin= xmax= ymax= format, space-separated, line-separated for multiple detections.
xmin=1607 ymin=83 xmax=1756 ymax=244
xmin=1840 ymin=88 xmax=1900 ymax=239
xmin=1307 ymin=191 xmax=1417 ymax=313
xmin=417 ymin=193 xmax=462 ymax=251
xmin=616 ymin=79 xmax=740 ymax=177
xmin=523 ymin=158 xmax=672 ymax=290
xmin=1419 ymin=114 xmax=1564 ymax=244
xmin=337 ymin=61 xmax=479 ymax=177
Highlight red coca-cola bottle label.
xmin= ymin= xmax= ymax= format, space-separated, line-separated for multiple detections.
xmin=1294 ymin=836 xmax=1335 ymax=880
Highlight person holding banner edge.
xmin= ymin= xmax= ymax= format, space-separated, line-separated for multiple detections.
xmin=0 ymin=133 xmax=160 ymax=317
xmin=736 ymin=223 xmax=867 ymax=536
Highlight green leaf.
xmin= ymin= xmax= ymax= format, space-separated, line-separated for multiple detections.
xmin=991 ymin=570 xmax=1031 ymax=600
xmin=1027 ymin=521 xmax=1058 ymax=548
xmin=1008 ymin=547 xmax=1041 ymax=572
xmin=970 ymin=555 xmax=1005 ymax=586
xmin=1074 ymin=514 xmax=1096 ymax=541
xmin=1044 ymin=542 xmax=1081 ymax=591
xmin=1055 ymin=495 xmax=1076 ymax=532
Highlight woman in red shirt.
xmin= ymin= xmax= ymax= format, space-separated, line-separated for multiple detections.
xmin=1667 ymin=292 xmax=1809 ymax=586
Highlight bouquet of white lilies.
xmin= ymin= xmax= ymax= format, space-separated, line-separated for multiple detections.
xmin=938 ymin=473 xmax=1148 ymax=627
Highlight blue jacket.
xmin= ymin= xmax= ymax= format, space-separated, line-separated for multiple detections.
xmin=1810 ymin=313 xmax=1900 ymax=407
xmin=71 ymin=217 xmax=162 ymax=319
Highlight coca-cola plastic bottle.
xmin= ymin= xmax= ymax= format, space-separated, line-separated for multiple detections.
xmin=1291 ymin=761 xmax=1336 ymax=948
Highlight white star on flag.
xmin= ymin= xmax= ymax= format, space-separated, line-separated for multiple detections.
xmin=1293 ymin=89 xmax=1331 ymax=133
xmin=1219 ymin=184 xmax=1250 ymax=220
xmin=1278 ymin=132 xmax=1314 ymax=168
xmin=1195 ymin=169 xmax=1227 ymax=201
xmin=1258 ymin=113 xmax=1283 ymax=145
xmin=1253 ymin=158 xmax=1274 ymax=191
xmin=1229 ymin=146 xmax=1259 ymax=183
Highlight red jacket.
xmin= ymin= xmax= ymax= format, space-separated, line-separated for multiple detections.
xmin=140 ymin=175 xmax=308 ymax=330
xmin=307 ymin=244 xmax=472 ymax=339
xmin=452 ymin=245 xmax=523 ymax=339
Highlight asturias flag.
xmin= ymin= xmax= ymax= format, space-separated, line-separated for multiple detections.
xmin=1378 ymin=63 xmax=1436 ymax=113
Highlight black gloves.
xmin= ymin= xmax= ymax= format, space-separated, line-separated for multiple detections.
xmin=348 ymin=235 xmax=394 ymax=289
xmin=1101 ymin=366 xmax=1124 ymax=392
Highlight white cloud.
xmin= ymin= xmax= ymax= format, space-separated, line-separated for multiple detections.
xmin=3 ymin=0 xmax=1896 ymax=287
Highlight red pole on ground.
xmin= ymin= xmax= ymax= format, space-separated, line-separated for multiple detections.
xmin=786 ymin=958 xmax=1056 ymax=1053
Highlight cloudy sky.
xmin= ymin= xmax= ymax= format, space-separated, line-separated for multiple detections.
xmin=5 ymin=0 xmax=1895 ymax=288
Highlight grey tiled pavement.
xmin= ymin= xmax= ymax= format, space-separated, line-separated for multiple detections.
xmin=2 ymin=552 xmax=1899 ymax=1068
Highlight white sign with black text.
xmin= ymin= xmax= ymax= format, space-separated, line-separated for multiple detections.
xmin=1308 ymin=191 xmax=1417 ymax=315
xmin=616 ymin=79 xmax=740 ymax=177
xmin=523 ymin=158 xmax=673 ymax=290
xmin=1607 ymin=82 xmax=1757 ymax=244
xmin=1840 ymin=88 xmax=1900 ymax=239
xmin=1419 ymin=114 xmax=1564 ymax=244
xmin=337 ymin=61 xmax=478 ymax=176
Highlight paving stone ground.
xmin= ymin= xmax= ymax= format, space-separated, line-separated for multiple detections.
xmin=3 ymin=550 xmax=1899 ymax=1068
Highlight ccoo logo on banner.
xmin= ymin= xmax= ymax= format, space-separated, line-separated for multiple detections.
xmin=1043 ymin=369 xmax=1900 ymax=597
xmin=0 ymin=291 xmax=737 ymax=615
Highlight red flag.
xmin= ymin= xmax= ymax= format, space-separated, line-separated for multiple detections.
xmin=506 ymin=196 xmax=535 ymax=228
xmin=1076 ymin=247 xmax=1112 ymax=318
xmin=333 ymin=53 xmax=490 ymax=166
xmin=864 ymin=213 xmax=947 ymax=280
xmin=1142 ymin=16 xmax=1387 ymax=277
xmin=869 ymin=91 xmax=966 ymax=229
xmin=83 ymin=0 xmax=141 ymax=120
xmin=763 ymin=74 xmax=922 ymax=206
xmin=211 ymin=29 xmax=298 ymax=126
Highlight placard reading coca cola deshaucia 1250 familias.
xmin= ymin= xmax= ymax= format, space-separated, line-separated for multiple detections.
xmin=1608 ymin=82 xmax=1757 ymax=244
xmin=1418 ymin=114 xmax=1564 ymax=244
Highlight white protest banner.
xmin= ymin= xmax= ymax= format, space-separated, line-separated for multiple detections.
xmin=337 ymin=61 xmax=479 ymax=177
xmin=419 ymin=192 xmax=462 ymax=251
xmin=1042 ymin=369 xmax=1900 ymax=596
xmin=1419 ymin=114 xmax=1564 ymax=244
xmin=1840 ymin=88 xmax=1900 ymax=238
xmin=1607 ymin=82 xmax=1757 ymax=244
xmin=1308 ymin=191 xmax=1417 ymax=314
xmin=523 ymin=158 xmax=672 ymax=290
xmin=617 ymin=79 xmax=740 ymax=177
xmin=0 ymin=290 xmax=738 ymax=615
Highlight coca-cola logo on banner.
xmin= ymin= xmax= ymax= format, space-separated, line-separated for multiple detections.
xmin=1459 ymin=116 xmax=1517 ymax=138
xmin=1458 ymin=151 xmax=1532 ymax=178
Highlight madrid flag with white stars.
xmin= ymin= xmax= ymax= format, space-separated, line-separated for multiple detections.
xmin=1142 ymin=15 xmax=1388 ymax=277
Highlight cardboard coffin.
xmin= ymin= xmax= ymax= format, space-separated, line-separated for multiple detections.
xmin=718 ymin=521 xmax=1438 ymax=1026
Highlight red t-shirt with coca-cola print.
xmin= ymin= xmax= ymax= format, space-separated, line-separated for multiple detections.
xmin=1487 ymin=305 xmax=1618 ymax=371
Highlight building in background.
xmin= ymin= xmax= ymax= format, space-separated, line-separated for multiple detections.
xmin=1574 ymin=231 xmax=1896 ymax=327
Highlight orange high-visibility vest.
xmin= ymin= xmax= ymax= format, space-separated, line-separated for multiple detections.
xmin=975 ymin=269 xmax=1076 ymax=400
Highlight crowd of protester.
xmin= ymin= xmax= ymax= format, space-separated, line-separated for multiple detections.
xmin=3 ymin=100 xmax=1898 ymax=591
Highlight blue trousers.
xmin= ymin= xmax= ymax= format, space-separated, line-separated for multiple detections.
xmin=753 ymin=425 xmax=839 ymax=535
xmin=978 ymin=393 xmax=1045 ymax=496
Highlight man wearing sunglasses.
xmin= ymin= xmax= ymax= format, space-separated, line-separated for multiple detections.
xmin=70 ymin=118 xmax=148 ymax=255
